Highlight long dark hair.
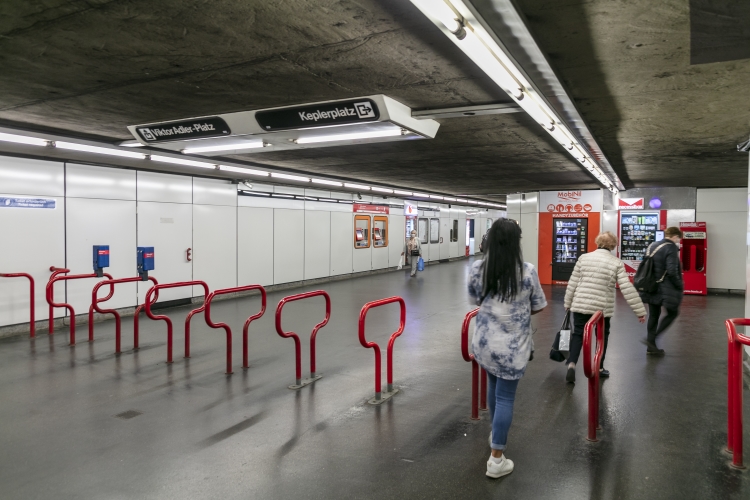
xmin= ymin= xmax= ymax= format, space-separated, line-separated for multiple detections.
xmin=482 ymin=219 xmax=523 ymax=302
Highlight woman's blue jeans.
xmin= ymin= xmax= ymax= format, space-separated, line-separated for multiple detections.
xmin=487 ymin=373 xmax=520 ymax=451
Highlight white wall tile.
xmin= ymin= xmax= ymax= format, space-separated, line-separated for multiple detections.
xmin=330 ymin=212 xmax=353 ymax=276
xmin=304 ymin=211 xmax=330 ymax=280
xmin=0 ymin=157 xmax=64 ymax=197
xmin=137 ymin=171 xmax=192 ymax=203
xmin=238 ymin=207 xmax=274 ymax=287
xmin=66 ymin=163 xmax=136 ymax=200
xmin=193 ymin=204 xmax=237 ymax=293
xmin=193 ymin=177 xmax=237 ymax=206
xmin=274 ymin=209 xmax=304 ymax=284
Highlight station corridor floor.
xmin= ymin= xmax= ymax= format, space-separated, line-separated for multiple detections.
xmin=1 ymin=258 xmax=748 ymax=499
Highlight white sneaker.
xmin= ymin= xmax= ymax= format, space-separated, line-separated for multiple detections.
xmin=486 ymin=454 xmax=514 ymax=478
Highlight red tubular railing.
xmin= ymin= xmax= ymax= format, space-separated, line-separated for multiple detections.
xmin=358 ymin=296 xmax=406 ymax=402
xmin=91 ymin=276 xmax=158 ymax=353
xmin=46 ymin=270 xmax=114 ymax=345
xmin=132 ymin=285 xmax=160 ymax=350
xmin=582 ymin=311 xmax=605 ymax=442
xmin=725 ymin=318 xmax=750 ymax=469
xmin=0 ymin=273 xmax=35 ymax=338
xmin=144 ymin=281 xmax=209 ymax=364
xmin=275 ymin=290 xmax=331 ymax=387
xmin=204 ymin=284 xmax=267 ymax=374
xmin=46 ymin=267 xmax=69 ymax=334
xmin=461 ymin=308 xmax=487 ymax=420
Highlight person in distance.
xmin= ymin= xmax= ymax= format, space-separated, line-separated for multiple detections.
xmin=563 ymin=231 xmax=646 ymax=383
xmin=401 ymin=229 xmax=422 ymax=277
xmin=468 ymin=219 xmax=547 ymax=479
xmin=639 ymin=226 xmax=684 ymax=355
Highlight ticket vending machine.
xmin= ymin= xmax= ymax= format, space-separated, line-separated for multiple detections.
xmin=373 ymin=216 xmax=388 ymax=248
xmin=551 ymin=218 xmax=588 ymax=281
xmin=679 ymin=222 xmax=707 ymax=295
xmin=354 ymin=215 xmax=370 ymax=249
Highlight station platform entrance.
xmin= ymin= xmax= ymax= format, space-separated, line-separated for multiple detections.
xmin=0 ymin=259 xmax=748 ymax=499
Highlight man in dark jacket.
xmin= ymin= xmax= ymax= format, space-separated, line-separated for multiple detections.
xmin=639 ymin=226 xmax=684 ymax=355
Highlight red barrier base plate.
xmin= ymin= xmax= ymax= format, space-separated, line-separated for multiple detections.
xmin=368 ymin=388 xmax=399 ymax=405
xmin=288 ymin=374 xmax=323 ymax=390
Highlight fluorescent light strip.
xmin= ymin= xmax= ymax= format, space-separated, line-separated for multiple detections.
xmin=241 ymin=191 xmax=270 ymax=196
xmin=183 ymin=142 xmax=265 ymax=154
xmin=55 ymin=141 xmax=146 ymax=159
xmin=296 ymin=128 xmax=404 ymax=145
xmin=0 ymin=132 xmax=49 ymax=147
xmin=271 ymin=172 xmax=310 ymax=182
xmin=272 ymin=194 xmax=295 ymax=199
xmin=371 ymin=187 xmax=393 ymax=193
xmin=394 ymin=190 xmax=413 ymax=196
xmin=443 ymin=197 xmax=456 ymax=201
xmin=429 ymin=195 xmax=444 ymax=200
xmin=299 ymin=196 xmax=318 ymax=201
xmin=150 ymin=155 xmax=216 ymax=169
xmin=311 ymin=178 xmax=343 ymax=187
xmin=456 ymin=198 xmax=468 ymax=203
xmin=412 ymin=192 xmax=430 ymax=198
xmin=219 ymin=165 xmax=269 ymax=177
xmin=344 ymin=183 xmax=370 ymax=190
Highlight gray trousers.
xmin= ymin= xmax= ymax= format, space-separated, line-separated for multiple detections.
xmin=410 ymin=255 xmax=419 ymax=275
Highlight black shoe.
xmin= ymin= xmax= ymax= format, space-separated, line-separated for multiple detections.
xmin=641 ymin=338 xmax=665 ymax=356
xmin=599 ymin=369 xmax=610 ymax=378
xmin=566 ymin=367 xmax=575 ymax=384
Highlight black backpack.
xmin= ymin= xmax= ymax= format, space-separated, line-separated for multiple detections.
xmin=633 ymin=242 xmax=669 ymax=293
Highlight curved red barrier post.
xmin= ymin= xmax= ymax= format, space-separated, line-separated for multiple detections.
xmin=725 ymin=318 xmax=750 ymax=469
xmin=204 ymin=284 xmax=267 ymax=374
xmin=91 ymin=276 xmax=158 ymax=353
xmin=275 ymin=290 xmax=331 ymax=389
xmin=46 ymin=271 xmax=113 ymax=345
xmin=582 ymin=311 xmax=605 ymax=442
xmin=358 ymin=296 xmax=406 ymax=404
xmin=0 ymin=273 xmax=35 ymax=338
xmin=461 ymin=308 xmax=482 ymax=420
xmin=144 ymin=281 xmax=209 ymax=363
xmin=46 ymin=267 xmax=69 ymax=334
xmin=132 ymin=284 xmax=160 ymax=350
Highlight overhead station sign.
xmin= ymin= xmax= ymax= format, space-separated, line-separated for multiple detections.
xmin=255 ymin=99 xmax=380 ymax=131
xmin=135 ymin=117 xmax=231 ymax=143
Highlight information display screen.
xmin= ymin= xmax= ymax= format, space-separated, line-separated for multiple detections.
xmin=620 ymin=213 xmax=659 ymax=262
xmin=553 ymin=219 xmax=587 ymax=264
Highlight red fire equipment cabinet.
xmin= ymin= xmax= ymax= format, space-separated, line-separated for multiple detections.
xmin=679 ymin=222 xmax=707 ymax=295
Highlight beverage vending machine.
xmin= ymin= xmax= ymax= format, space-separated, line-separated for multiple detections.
xmin=679 ymin=222 xmax=707 ymax=295
xmin=619 ymin=212 xmax=659 ymax=276
xmin=552 ymin=218 xmax=588 ymax=281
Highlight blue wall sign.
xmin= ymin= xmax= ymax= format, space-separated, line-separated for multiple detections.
xmin=0 ymin=197 xmax=56 ymax=209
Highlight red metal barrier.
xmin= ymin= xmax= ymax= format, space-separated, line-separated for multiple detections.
xmin=132 ymin=285 xmax=160 ymax=350
xmin=144 ymin=281 xmax=209 ymax=364
xmin=91 ymin=276 xmax=158 ymax=353
xmin=46 ymin=270 xmax=114 ymax=345
xmin=461 ymin=308 xmax=482 ymax=419
xmin=46 ymin=267 xmax=69 ymax=334
xmin=275 ymin=290 xmax=331 ymax=389
xmin=358 ymin=296 xmax=406 ymax=404
xmin=0 ymin=273 xmax=35 ymax=338
xmin=725 ymin=318 xmax=750 ymax=469
xmin=582 ymin=311 xmax=605 ymax=442
xmin=204 ymin=284 xmax=267 ymax=374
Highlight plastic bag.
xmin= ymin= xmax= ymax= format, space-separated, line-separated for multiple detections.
xmin=558 ymin=328 xmax=571 ymax=352
xmin=417 ymin=257 xmax=425 ymax=272
xmin=397 ymin=255 xmax=404 ymax=270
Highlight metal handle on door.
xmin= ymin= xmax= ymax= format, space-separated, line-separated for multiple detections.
xmin=186 ymin=248 xmax=192 ymax=262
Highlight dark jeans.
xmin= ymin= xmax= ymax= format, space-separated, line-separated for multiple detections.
xmin=487 ymin=374 xmax=520 ymax=451
xmin=647 ymin=303 xmax=679 ymax=344
xmin=568 ymin=313 xmax=611 ymax=368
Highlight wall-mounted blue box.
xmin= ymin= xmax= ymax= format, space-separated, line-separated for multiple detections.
xmin=137 ymin=246 xmax=154 ymax=281
xmin=93 ymin=245 xmax=110 ymax=277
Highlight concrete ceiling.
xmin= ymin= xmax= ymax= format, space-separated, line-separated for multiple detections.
xmin=1 ymin=0 xmax=748 ymax=200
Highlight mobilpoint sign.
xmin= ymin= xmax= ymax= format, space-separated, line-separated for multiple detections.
xmin=255 ymin=99 xmax=380 ymax=131
xmin=539 ymin=190 xmax=603 ymax=213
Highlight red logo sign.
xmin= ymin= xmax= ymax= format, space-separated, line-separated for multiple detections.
xmin=97 ymin=250 xmax=109 ymax=255
xmin=353 ymin=204 xmax=389 ymax=214
xmin=143 ymin=253 xmax=154 ymax=258
xmin=583 ymin=204 xmax=592 ymax=212
xmin=618 ymin=198 xmax=644 ymax=210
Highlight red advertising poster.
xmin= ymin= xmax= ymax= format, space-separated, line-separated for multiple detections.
xmin=353 ymin=204 xmax=389 ymax=214
xmin=679 ymin=222 xmax=707 ymax=295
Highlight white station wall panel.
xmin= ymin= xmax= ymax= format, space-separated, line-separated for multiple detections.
xmin=330 ymin=212 xmax=353 ymax=276
xmin=0 ymin=157 xmax=64 ymax=197
xmin=136 ymin=171 xmax=193 ymax=204
xmin=304 ymin=211 xmax=331 ymax=280
xmin=389 ymin=215 xmax=406 ymax=267
xmin=66 ymin=163 xmax=136 ymax=201
xmin=274 ymin=209 xmax=305 ymax=284
xmin=238 ymin=207 xmax=274 ymax=287
xmin=193 ymin=178 xmax=237 ymax=206
xmin=65 ymin=198 xmax=137 ymax=314
xmin=136 ymin=202 xmax=193 ymax=302
xmin=193 ymin=204 xmax=237 ymax=294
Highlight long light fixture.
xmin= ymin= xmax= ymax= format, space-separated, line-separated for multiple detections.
xmin=271 ymin=172 xmax=309 ymax=182
xmin=150 ymin=155 xmax=217 ymax=169
xmin=344 ymin=182 xmax=370 ymax=190
xmin=55 ymin=141 xmax=146 ymax=159
xmin=219 ymin=165 xmax=269 ymax=177
xmin=0 ymin=132 xmax=49 ymax=147
xmin=296 ymin=128 xmax=405 ymax=145
xmin=409 ymin=0 xmax=619 ymax=194
xmin=311 ymin=178 xmax=343 ymax=187
xmin=371 ymin=187 xmax=393 ymax=193
xmin=182 ymin=142 xmax=265 ymax=154
xmin=394 ymin=189 xmax=413 ymax=196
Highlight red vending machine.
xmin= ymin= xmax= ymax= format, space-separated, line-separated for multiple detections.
xmin=679 ymin=222 xmax=707 ymax=295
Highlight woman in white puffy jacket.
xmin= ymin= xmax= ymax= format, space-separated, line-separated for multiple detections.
xmin=563 ymin=232 xmax=646 ymax=383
